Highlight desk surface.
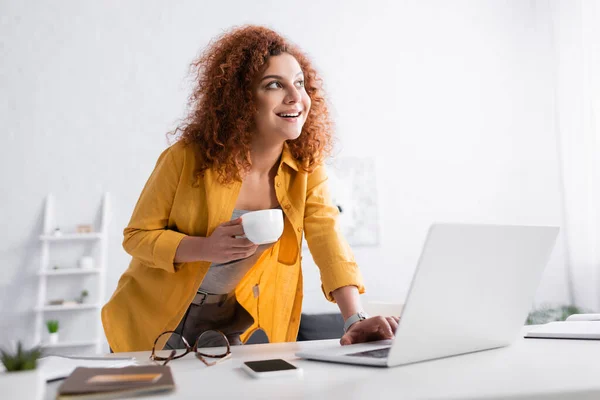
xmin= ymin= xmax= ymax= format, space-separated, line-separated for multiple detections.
xmin=47 ymin=327 xmax=600 ymax=400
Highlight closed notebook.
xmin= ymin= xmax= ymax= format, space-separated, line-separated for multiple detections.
xmin=524 ymin=321 xmax=600 ymax=340
xmin=56 ymin=365 xmax=175 ymax=399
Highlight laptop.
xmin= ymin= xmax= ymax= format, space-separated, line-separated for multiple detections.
xmin=296 ymin=223 xmax=559 ymax=367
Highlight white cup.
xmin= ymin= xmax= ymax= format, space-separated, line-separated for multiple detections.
xmin=241 ymin=209 xmax=284 ymax=245
xmin=78 ymin=256 xmax=94 ymax=269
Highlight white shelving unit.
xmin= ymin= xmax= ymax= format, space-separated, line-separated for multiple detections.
xmin=40 ymin=233 xmax=104 ymax=241
xmin=41 ymin=340 xmax=99 ymax=349
xmin=36 ymin=304 xmax=102 ymax=312
xmin=39 ymin=268 xmax=100 ymax=276
xmin=34 ymin=193 xmax=110 ymax=355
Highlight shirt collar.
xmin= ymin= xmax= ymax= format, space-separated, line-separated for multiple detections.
xmin=280 ymin=142 xmax=299 ymax=172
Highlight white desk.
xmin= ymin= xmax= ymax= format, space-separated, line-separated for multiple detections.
xmin=46 ymin=327 xmax=600 ymax=400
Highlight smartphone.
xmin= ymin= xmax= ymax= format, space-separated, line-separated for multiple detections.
xmin=241 ymin=359 xmax=303 ymax=379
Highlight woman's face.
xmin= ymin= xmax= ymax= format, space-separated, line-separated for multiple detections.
xmin=253 ymin=53 xmax=311 ymax=144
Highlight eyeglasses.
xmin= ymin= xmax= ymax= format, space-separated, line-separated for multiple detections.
xmin=150 ymin=330 xmax=232 ymax=367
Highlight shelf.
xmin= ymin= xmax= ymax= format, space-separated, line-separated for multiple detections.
xmin=34 ymin=193 xmax=110 ymax=355
xmin=36 ymin=304 xmax=101 ymax=312
xmin=39 ymin=268 xmax=100 ymax=276
xmin=40 ymin=232 xmax=103 ymax=241
xmin=41 ymin=340 xmax=99 ymax=349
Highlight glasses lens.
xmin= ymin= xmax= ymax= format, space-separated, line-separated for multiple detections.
xmin=195 ymin=330 xmax=230 ymax=357
xmin=154 ymin=332 xmax=189 ymax=359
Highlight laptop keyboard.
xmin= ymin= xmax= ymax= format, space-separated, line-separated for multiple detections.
xmin=347 ymin=347 xmax=391 ymax=359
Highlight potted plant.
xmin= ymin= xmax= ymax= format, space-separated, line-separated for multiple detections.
xmin=46 ymin=320 xmax=59 ymax=344
xmin=526 ymin=304 xmax=587 ymax=325
xmin=0 ymin=341 xmax=44 ymax=400
xmin=78 ymin=290 xmax=89 ymax=304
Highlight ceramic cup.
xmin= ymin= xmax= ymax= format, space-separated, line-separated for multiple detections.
xmin=241 ymin=209 xmax=284 ymax=245
xmin=78 ymin=256 xmax=94 ymax=269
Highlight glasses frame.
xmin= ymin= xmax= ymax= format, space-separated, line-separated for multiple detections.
xmin=150 ymin=329 xmax=232 ymax=366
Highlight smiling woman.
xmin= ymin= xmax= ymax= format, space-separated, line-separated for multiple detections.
xmin=174 ymin=25 xmax=333 ymax=184
xmin=254 ymin=55 xmax=312 ymax=145
xmin=101 ymin=25 xmax=398 ymax=353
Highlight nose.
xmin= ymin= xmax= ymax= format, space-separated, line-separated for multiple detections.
xmin=284 ymin=86 xmax=301 ymax=105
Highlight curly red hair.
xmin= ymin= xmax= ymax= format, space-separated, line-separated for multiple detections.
xmin=170 ymin=25 xmax=333 ymax=184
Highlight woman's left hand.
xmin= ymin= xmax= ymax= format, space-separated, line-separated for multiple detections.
xmin=340 ymin=316 xmax=400 ymax=346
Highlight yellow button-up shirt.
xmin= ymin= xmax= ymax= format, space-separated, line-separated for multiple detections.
xmin=101 ymin=141 xmax=365 ymax=352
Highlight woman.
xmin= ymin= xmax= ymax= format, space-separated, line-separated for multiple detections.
xmin=102 ymin=25 xmax=398 ymax=353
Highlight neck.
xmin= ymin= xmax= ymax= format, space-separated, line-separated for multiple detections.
xmin=249 ymin=140 xmax=285 ymax=176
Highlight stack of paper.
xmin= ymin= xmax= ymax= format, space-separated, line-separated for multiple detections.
xmin=524 ymin=321 xmax=600 ymax=340
xmin=39 ymin=355 xmax=138 ymax=382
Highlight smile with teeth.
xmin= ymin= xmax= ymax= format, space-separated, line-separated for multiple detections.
xmin=277 ymin=112 xmax=301 ymax=118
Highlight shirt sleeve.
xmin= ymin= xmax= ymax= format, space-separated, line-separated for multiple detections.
xmin=303 ymin=165 xmax=366 ymax=302
xmin=122 ymin=145 xmax=187 ymax=273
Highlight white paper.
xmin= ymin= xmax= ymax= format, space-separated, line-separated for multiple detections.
xmin=565 ymin=313 xmax=600 ymax=322
xmin=38 ymin=355 xmax=138 ymax=381
xmin=525 ymin=321 xmax=600 ymax=340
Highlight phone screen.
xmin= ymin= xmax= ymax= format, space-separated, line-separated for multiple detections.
xmin=244 ymin=359 xmax=297 ymax=373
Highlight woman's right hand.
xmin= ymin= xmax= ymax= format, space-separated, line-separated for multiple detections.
xmin=200 ymin=218 xmax=259 ymax=264
xmin=174 ymin=218 xmax=258 ymax=264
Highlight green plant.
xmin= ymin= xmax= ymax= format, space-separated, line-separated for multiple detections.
xmin=0 ymin=341 xmax=42 ymax=371
xmin=526 ymin=304 xmax=588 ymax=325
xmin=78 ymin=290 xmax=89 ymax=303
xmin=46 ymin=320 xmax=59 ymax=333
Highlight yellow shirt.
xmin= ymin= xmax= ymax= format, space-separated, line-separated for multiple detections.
xmin=101 ymin=141 xmax=365 ymax=352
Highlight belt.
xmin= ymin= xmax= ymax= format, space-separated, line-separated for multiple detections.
xmin=192 ymin=290 xmax=230 ymax=306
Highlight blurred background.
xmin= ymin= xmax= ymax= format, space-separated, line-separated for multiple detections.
xmin=1 ymin=0 xmax=598 ymax=353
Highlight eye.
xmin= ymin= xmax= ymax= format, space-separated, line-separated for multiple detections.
xmin=295 ymin=80 xmax=305 ymax=88
xmin=266 ymin=81 xmax=282 ymax=89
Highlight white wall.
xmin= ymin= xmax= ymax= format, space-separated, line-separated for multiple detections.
xmin=0 ymin=0 xmax=569 ymax=348
xmin=550 ymin=0 xmax=600 ymax=312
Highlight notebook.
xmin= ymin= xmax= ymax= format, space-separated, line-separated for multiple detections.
xmin=524 ymin=321 xmax=600 ymax=340
xmin=56 ymin=365 xmax=175 ymax=399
